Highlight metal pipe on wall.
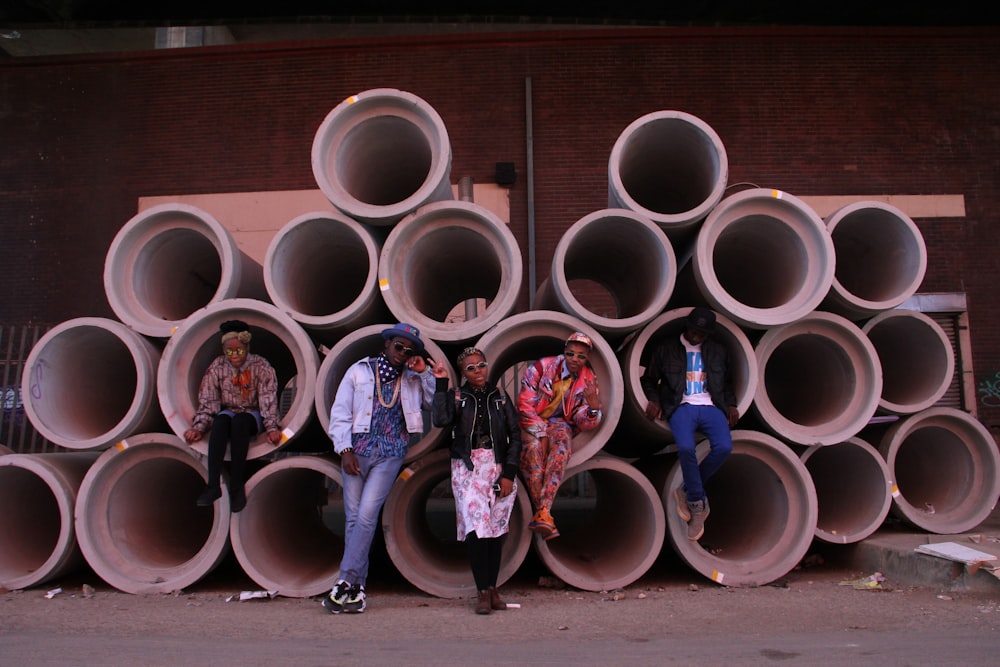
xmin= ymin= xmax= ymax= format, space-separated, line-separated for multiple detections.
xmin=74 ymin=434 xmax=230 ymax=594
xmin=157 ymin=298 xmax=319 ymax=460
xmin=534 ymin=208 xmax=677 ymax=340
xmin=103 ymin=203 xmax=266 ymax=339
xmin=377 ymin=200 xmax=523 ymax=344
xmin=311 ymin=88 xmax=453 ymax=227
xmin=263 ymin=210 xmax=390 ymax=343
xmin=21 ymin=317 xmax=165 ymax=450
xmin=0 ymin=452 xmax=100 ymax=590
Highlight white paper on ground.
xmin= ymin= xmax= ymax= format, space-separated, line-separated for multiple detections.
xmin=914 ymin=541 xmax=997 ymax=564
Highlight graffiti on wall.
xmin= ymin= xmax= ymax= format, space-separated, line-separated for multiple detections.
xmin=978 ymin=371 xmax=1000 ymax=407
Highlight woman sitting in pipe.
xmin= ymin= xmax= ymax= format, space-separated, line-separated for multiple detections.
xmin=431 ymin=347 xmax=522 ymax=615
xmin=184 ymin=319 xmax=282 ymax=512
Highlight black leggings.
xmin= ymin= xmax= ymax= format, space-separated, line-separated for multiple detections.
xmin=465 ymin=533 xmax=504 ymax=591
xmin=206 ymin=412 xmax=259 ymax=492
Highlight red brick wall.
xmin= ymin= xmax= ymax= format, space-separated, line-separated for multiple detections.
xmin=2 ymin=26 xmax=999 ymax=420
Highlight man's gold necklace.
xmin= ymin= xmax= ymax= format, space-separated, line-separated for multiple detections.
xmin=376 ymin=371 xmax=402 ymax=408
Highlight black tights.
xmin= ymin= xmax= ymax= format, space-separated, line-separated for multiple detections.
xmin=465 ymin=533 xmax=504 ymax=592
xmin=206 ymin=413 xmax=258 ymax=493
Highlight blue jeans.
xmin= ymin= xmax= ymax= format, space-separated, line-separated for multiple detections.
xmin=668 ymin=403 xmax=733 ymax=503
xmin=339 ymin=450 xmax=404 ymax=587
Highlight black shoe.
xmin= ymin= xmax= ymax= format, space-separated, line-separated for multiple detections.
xmin=230 ymin=486 xmax=246 ymax=513
xmin=342 ymin=584 xmax=366 ymax=613
xmin=196 ymin=485 xmax=221 ymax=506
xmin=322 ymin=580 xmax=351 ymax=614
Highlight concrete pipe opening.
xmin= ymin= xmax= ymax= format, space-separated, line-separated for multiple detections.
xmin=0 ymin=452 xmax=99 ymax=590
xmin=380 ymin=449 xmax=532 ymax=599
xmin=533 ymin=455 xmax=665 ymax=592
xmin=608 ymin=110 xmax=728 ymax=240
xmin=687 ymin=188 xmax=835 ymax=330
xmin=378 ymin=200 xmax=523 ymax=343
xmin=666 ymin=430 xmax=818 ymax=587
xmin=476 ymin=311 xmax=623 ymax=466
xmin=230 ymin=454 xmax=345 ymax=598
xmin=534 ymin=208 xmax=677 ymax=339
xmin=823 ymin=201 xmax=927 ymax=319
xmin=801 ymin=438 xmax=892 ymax=544
xmin=311 ymin=88 xmax=453 ymax=227
xmin=157 ymin=298 xmax=319 ymax=460
xmin=314 ymin=324 xmax=453 ymax=464
xmin=753 ymin=312 xmax=882 ymax=446
xmin=878 ymin=407 xmax=1000 ymax=534
xmin=612 ymin=307 xmax=757 ymax=458
xmin=103 ymin=203 xmax=265 ymax=338
xmin=862 ymin=309 xmax=954 ymax=415
xmin=74 ymin=434 xmax=230 ymax=594
xmin=264 ymin=210 xmax=388 ymax=342
xmin=21 ymin=317 xmax=164 ymax=450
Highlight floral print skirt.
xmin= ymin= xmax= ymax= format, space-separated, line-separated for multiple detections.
xmin=451 ymin=447 xmax=517 ymax=540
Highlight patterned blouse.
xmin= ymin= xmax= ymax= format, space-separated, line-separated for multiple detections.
xmin=191 ymin=353 xmax=280 ymax=434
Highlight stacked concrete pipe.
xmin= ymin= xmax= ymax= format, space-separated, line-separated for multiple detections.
xmin=877 ymin=406 xmax=1000 ymax=534
xmin=263 ymin=210 xmax=390 ymax=344
xmin=230 ymin=454 xmax=345 ymax=598
xmin=608 ymin=109 xmax=729 ymax=242
xmin=680 ymin=188 xmax=836 ymax=330
xmin=532 ymin=454 xmax=666 ymax=592
xmin=157 ymin=298 xmax=320 ymax=459
xmin=103 ymin=203 xmax=266 ymax=339
xmin=534 ymin=208 xmax=677 ymax=341
xmin=752 ymin=311 xmax=883 ymax=446
xmin=377 ymin=200 xmax=523 ymax=344
xmin=21 ymin=317 xmax=165 ymax=450
xmin=74 ymin=434 xmax=230 ymax=594
xmin=0 ymin=452 xmax=100 ymax=590
xmin=862 ymin=309 xmax=955 ymax=415
xmin=614 ymin=307 xmax=758 ymax=458
xmin=380 ymin=449 xmax=533 ymax=599
xmin=314 ymin=323 xmax=453 ymax=464
xmin=475 ymin=310 xmax=624 ymax=467
xmin=311 ymin=88 xmax=453 ymax=227
xmin=800 ymin=437 xmax=893 ymax=544
xmin=661 ymin=430 xmax=818 ymax=587
xmin=822 ymin=201 xmax=927 ymax=320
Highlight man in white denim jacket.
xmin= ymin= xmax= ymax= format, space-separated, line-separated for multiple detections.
xmin=323 ymin=323 xmax=435 ymax=615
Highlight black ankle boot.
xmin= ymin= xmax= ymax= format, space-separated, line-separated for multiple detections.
xmin=196 ymin=485 xmax=221 ymax=506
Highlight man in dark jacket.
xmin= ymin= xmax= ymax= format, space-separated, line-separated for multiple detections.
xmin=640 ymin=307 xmax=738 ymax=541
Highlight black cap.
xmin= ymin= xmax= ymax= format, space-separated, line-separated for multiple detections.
xmin=686 ymin=307 xmax=716 ymax=334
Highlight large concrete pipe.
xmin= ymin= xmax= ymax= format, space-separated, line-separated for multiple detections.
xmin=608 ymin=110 xmax=728 ymax=241
xmin=104 ymin=203 xmax=266 ymax=338
xmin=753 ymin=311 xmax=883 ymax=446
xmin=475 ymin=310 xmax=624 ymax=467
xmin=532 ymin=454 xmax=665 ymax=592
xmin=612 ymin=307 xmax=757 ymax=458
xmin=0 ymin=452 xmax=100 ymax=590
xmin=377 ymin=200 xmax=523 ymax=343
xmin=21 ymin=317 xmax=165 ymax=451
xmin=534 ymin=208 xmax=676 ymax=340
xmin=314 ymin=323 xmax=453 ymax=464
xmin=229 ymin=454 xmax=345 ymax=598
xmin=263 ymin=210 xmax=390 ymax=344
xmin=663 ymin=430 xmax=818 ymax=587
xmin=380 ymin=449 xmax=532 ymax=599
xmin=74 ymin=433 xmax=231 ymax=594
xmin=821 ymin=201 xmax=927 ymax=320
xmin=311 ymin=88 xmax=453 ymax=227
xmin=862 ymin=309 xmax=955 ymax=415
xmin=877 ymin=407 xmax=1000 ymax=534
xmin=800 ymin=437 xmax=893 ymax=544
xmin=157 ymin=298 xmax=319 ymax=460
xmin=679 ymin=188 xmax=836 ymax=330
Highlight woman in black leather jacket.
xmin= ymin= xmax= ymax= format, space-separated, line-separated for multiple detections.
xmin=431 ymin=347 xmax=522 ymax=615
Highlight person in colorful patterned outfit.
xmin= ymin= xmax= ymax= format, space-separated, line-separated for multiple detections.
xmin=322 ymin=323 xmax=435 ymax=615
xmin=517 ymin=332 xmax=602 ymax=540
xmin=431 ymin=347 xmax=521 ymax=615
xmin=184 ymin=320 xmax=282 ymax=513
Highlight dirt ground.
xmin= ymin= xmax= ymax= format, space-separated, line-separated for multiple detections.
xmin=2 ymin=544 xmax=1000 ymax=665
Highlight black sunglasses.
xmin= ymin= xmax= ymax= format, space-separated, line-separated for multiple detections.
xmin=393 ymin=341 xmax=416 ymax=357
xmin=463 ymin=361 xmax=489 ymax=372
